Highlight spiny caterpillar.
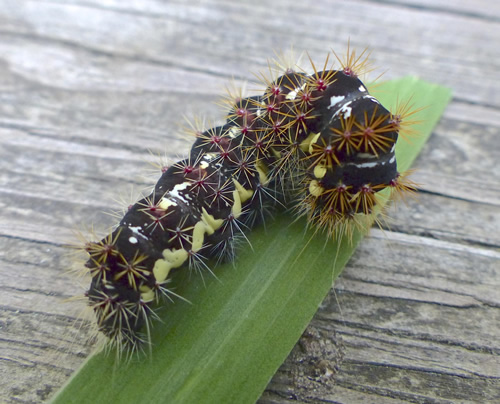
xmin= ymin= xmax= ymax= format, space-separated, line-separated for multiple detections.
xmin=81 ymin=48 xmax=416 ymax=354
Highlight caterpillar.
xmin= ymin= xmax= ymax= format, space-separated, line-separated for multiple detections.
xmin=82 ymin=48 xmax=416 ymax=353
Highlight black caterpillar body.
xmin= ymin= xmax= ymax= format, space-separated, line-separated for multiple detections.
xmin=83 ymin=51 xmax=415 ymax=351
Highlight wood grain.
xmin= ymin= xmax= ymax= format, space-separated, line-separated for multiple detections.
xmin=0 ymin=0 xmax=498 ymax=403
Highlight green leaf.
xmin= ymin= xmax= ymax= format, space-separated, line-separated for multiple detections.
xmin=51 ymin=77 xmax=452 ymax=404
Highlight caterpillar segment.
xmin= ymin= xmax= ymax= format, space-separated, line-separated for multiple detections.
xmin=83 ymin=49 xmax=417 ymax=351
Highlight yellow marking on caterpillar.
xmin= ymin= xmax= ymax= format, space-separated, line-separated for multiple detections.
xmin=307 ymin=133 xmax=322 ymax=154
xmin=231 ymin=179 xmax=254 ymax=219
xmin=139 ymin=285 xmax=155 ymax=303
xmin=231 ymin=189 xmax=242 ymax=219
xmin=313 ymin=163 xmax=327 ymax=179
xmin=201 ymin=207 xmax=224 ymax=232
xmin=270 ymin=147 xmax=281 ymax=159
xmin=255 ymin=160 xmax=270 ymax=185
xmin=233 ymin=179 xmax=253 ymax=203
xmin=309 ymin=180 xmax=324 ymax=197
xmin=153 ymin=248 xmax=188 ymax=282
xmin=300 ymin=132 xmax=320 ymax=153
xmin=192 ymin=221 xmax=206 ymax=252
xmin=159 ymin=197 xmax=177 ymax=210
xmin=191 ymin=208 xmax=225 ymax=252
xmin=200 ymin=160 xmax=209 ymax=169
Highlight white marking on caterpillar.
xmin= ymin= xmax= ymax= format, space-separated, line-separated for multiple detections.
xmin=170 ymin=182 xmax=190 ymax=203
xmin=349 ymin=160 xmax=384 ymax=169
xmin=286 ymin=83 xmax=306 ymax=100
xmin=129 ymin=226 xmax=148 ymax=239
xmin=159 ymin=197 xmax=177 ymax=209
xmin=229 ymin=126 xmax=240 ymax=137
xmin=357 ymin=153 xmax=378 ymax=159
xmin=366 ymin=95 xmax=380 ymax=104
xmin=340 ymin=102 xmax=353 ymax=118
xmin=328 ymin=95 xmax=345 ymax=109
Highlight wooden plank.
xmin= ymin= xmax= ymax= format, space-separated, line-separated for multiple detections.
xmin=262 ymin=231 xmax=500 ymax=403
xmin=1 ymin=0 xmax=499 ymax=105
xmin=0 ymin=0 xmax=498 ymax=403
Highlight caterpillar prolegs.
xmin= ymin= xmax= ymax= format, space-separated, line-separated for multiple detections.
xmin=83 ymin=49 xmax=416 ymax=353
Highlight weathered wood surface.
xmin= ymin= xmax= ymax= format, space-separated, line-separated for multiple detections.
xmin=0 ymin=0 xmax=498 ymax=403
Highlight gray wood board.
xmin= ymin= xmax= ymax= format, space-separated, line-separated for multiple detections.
xmin=0 ymin=0 xmax=498 ymax=403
